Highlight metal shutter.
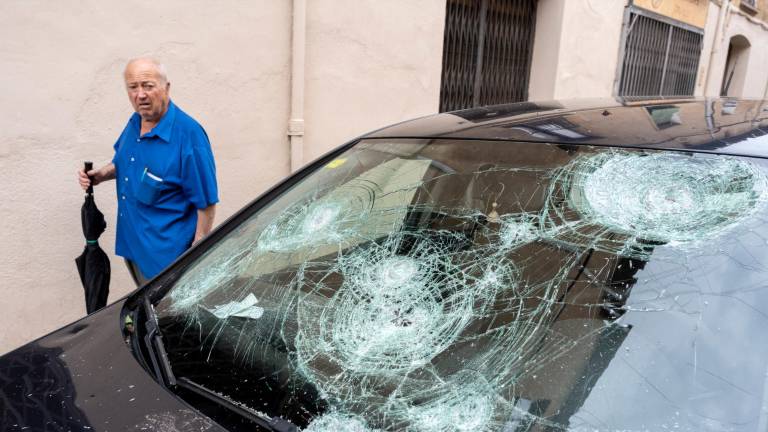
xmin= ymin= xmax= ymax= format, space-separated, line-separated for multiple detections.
xmin=440 ymin=0 xmax=537 ymax=112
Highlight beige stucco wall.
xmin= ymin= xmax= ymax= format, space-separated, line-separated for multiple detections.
xmin=529 ymin=0 xmax=627 ymax=100
xmin=0 ymin=1 xmax=445 ymax=355
xmin=634 ymin=0 xmax=709 ymax=28
xmin=303 ymin=0 xmax=445 ymax=161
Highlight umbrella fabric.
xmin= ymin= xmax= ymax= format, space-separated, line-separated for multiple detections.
xmin=80 ymin=193 xmax=106 ymax=241
xmin=76 ymin=193 xmax=110 ymax=314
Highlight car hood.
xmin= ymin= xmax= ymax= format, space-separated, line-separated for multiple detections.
xmin=0 ymin=300 xmax=225 ymax=432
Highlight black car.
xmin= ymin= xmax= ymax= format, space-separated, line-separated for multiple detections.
xmin=3 ymin=98 xmax=768 ymax=432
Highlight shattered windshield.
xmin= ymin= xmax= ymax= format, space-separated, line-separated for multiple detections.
xmin=154 ymin=139 xmax=768 ymax=432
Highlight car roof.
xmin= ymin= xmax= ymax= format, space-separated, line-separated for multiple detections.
xmin=363 ymin=98 xmax=768 ymax=158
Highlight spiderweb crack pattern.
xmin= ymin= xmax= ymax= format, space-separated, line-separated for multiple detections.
xmin=296 ymin=231 xmax=479 ymax=374
xmin=258 ymin=199 xmax=367 ymax=254
xmin=289 ymin=215 xmax=570 ymax=430
xmin=303 ymin=411 xmax=373 ymax=432
xmin=159 ymin=147 xmax=768 ymax=432
xmin=542 ymin=150 xmax=768 ymax=259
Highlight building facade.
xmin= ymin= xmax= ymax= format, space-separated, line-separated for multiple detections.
xmin=1 ymin=0 xmax=767 ymax=354
xmin=481 ymin=0 xmax=768 ymax=105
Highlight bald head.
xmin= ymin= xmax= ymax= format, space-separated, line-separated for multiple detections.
xmin=124 ymin=57 xmax=168 ymax=85
xmin=123 ymin=57 xmax=171 ymax=123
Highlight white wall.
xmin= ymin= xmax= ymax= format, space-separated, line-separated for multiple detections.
xmin=555 ymin=0 xmax=626 ymax=99
xmin=528 ymin=0 xmax=565 ymax=100
xmin=697 ymin=1 xmax=723 ymax=96
xmin=529 ymin=0 xmax=626 ymax=100
xmin=722 ymin=10 xmax=768 ymax=97
xmin=697 ymin=2 xmax=768 ymax=97
xmin=303 ymin=0 xmax=446 ymax=161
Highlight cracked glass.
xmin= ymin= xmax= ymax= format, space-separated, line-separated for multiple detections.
xmin=153 ymin=138 xmax=768 ymax=431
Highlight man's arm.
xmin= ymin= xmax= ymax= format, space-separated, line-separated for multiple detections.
xmin=193 ymin=204 xmax=217 ymax=244
xmin=78 ymin=163 xmax=116 ymax=191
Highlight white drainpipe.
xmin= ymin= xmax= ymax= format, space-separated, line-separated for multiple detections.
xmin=289 ymin=0 xmax=306 ymax=172
xmin=764 ymin=72 xmax=768 ymax=99
xmin=704 ymin=0 xmax=731 ymax=96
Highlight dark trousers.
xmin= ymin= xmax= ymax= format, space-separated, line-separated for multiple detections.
xmin=124 ymin=259 xmax=149 ymax=287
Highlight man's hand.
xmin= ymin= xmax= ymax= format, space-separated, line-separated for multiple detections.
xmin=78 ymin=163 xmax=116 ymax=191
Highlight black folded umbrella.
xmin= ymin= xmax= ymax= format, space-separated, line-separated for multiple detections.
xmin=75 ymin=161 xmax=110 ymax=314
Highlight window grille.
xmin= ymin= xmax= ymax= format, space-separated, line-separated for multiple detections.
xmin=617 ymin=11 xmax=703 ymax=97
xmin=439 ymin=0 xmax=537 ymax=112
xmin=741 ymin=0 xmax=757 ymax=11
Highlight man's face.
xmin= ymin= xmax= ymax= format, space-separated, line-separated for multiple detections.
xmin=124 ymin=61 xmax=170 ymax=123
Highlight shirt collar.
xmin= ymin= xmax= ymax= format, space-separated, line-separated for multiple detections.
xmin=131 ymin=100 xmax=177 ymax=143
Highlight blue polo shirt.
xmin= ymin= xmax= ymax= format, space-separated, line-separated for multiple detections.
xmin=112 ymin=101 xmax=218 ymax=278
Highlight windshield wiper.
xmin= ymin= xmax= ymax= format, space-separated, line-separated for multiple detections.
xmin=175 ymin=377 xmax=299 ymax=432
xmin=141 ymin=295 xmax=177 ymax=388
xmin=137 ymin=297 xmax=298 ymax=432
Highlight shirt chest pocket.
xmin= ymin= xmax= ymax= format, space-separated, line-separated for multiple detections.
xmin=135 ymin=169 xmax=165 ymax=205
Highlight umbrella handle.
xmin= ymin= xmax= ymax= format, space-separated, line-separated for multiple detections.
xmin=84 ymin=161 xmax=94 ymax=195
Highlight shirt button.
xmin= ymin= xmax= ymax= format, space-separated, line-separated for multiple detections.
xmin=130 ymin=157 xmax=135 ymax=162
xmin=119 ymin=212 xmax=123 ymax=217
xmin=136 ymin=138 xmax=140 ymax=142
xmin=124 ymin=177 xmax=128 ymax=182
xmin=122 ymin=195 xmax=126 ymax=200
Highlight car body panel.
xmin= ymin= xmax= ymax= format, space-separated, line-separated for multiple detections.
xmin=365 ymin=98 xmax=768 ymax=158
xmin=0 ymin=300 xmax=224 ymax=432
xmin=3 ymin=97 xmax=768 ymax=431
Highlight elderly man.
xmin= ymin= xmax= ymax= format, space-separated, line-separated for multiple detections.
xmin=78 ymin=58 xmax=218 ymax=286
